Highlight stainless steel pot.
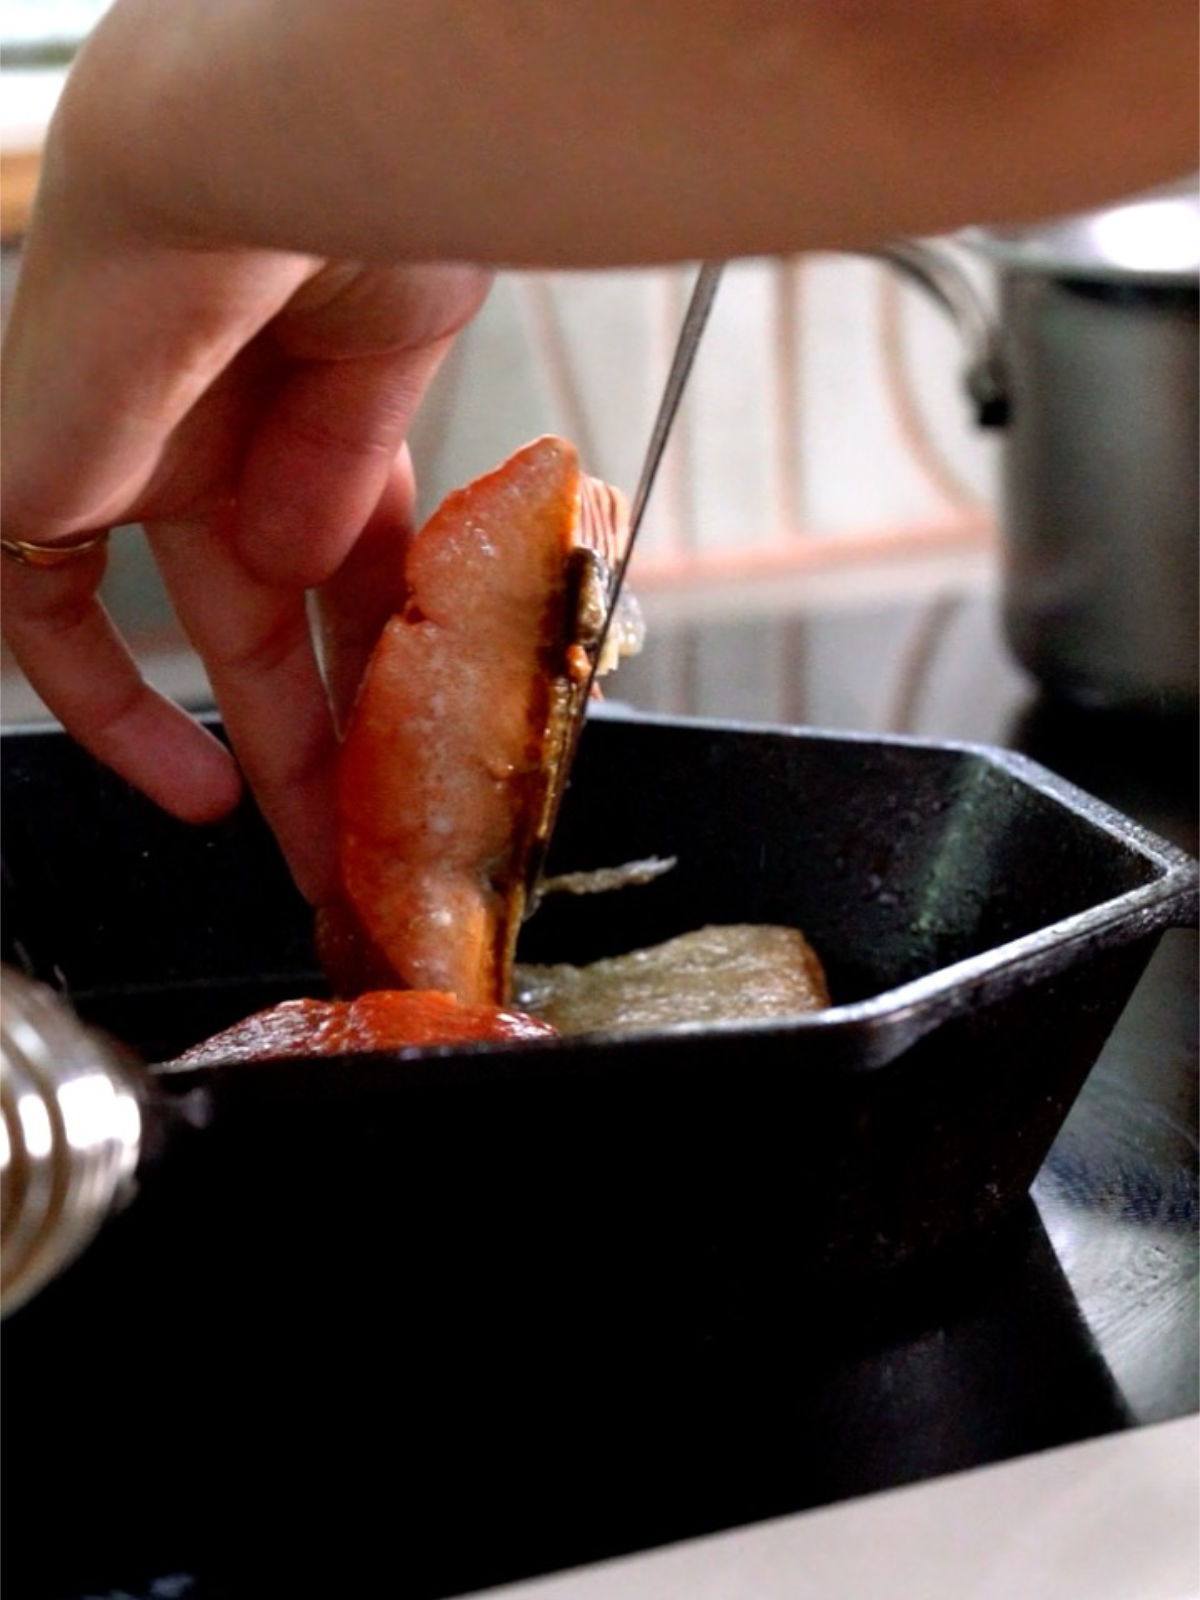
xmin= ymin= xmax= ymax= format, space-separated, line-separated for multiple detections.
xmin=880 ymin=186 xmax=1199 ymax=712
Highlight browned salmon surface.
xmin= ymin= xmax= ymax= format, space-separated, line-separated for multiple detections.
xmin=173 ymin=991 xmax=555 ymax=1066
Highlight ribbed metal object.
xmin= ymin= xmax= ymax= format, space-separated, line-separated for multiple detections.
xmin=1 ymin=967 xmax=142 ymax=1317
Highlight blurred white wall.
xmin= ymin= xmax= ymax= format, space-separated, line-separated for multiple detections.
xmin=407 ymin=254 xmax=1000 ymax=568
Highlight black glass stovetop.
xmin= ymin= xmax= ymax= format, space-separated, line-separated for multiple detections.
xmin=2 ymin=591 xmax=1195 ymax=1600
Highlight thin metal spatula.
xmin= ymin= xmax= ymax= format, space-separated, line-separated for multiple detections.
xmin=597 ymin=259 xmax=725 ymax=658
xmin=523 ymin=261 xmax=724 ymax=910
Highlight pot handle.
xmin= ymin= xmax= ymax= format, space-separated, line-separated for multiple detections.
xmin=871 ymin=241 xmax=1010 ymax=428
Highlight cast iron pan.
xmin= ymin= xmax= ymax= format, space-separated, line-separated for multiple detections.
xmin=1 ymin=707 xmax=1195 ymax=1598
xmin=2 ymin=706 xmax=1196 ymax=1278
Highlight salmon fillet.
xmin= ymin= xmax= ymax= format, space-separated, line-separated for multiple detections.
xmin=172 ymin=991 xmax=555 ymax=1066
xmin=318 ymin=436 xmax=630 ymax=1006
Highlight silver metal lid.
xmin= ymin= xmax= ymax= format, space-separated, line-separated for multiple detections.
xmin=962 ymin=180 xmax=1200 ymax=287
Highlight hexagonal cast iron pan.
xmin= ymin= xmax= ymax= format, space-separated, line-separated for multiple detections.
xmin=2 ymin=706 xmax=1196 ymax=1280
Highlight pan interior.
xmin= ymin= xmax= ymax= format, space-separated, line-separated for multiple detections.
xmin=1 ymin=716 xmax=1162 ymax=1061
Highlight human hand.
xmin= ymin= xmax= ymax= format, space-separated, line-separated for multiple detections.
xmin=2 ymin=176 xmax=489 ymax=903
xmin=5 ymin=0 xmax=1193 ymax=903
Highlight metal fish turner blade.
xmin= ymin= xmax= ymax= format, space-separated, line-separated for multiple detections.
xmin=596 ymin=259 xmax=724 ymax=661
xmin=524 ymin=261 xmax=724 ymax=912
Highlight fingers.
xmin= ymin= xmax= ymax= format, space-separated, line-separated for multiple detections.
xmin=0 ymin=548 xmax=243 ymax=823
xmin=231 ymin=262 xmax=490 ymax=588
xmin=2 ymin=245 xmax=491 ymax=905
xmin=0 ymin=239 xmax=308 ymax=845
xmin=149 ymin=439 xmax=418 ymax=901
xmin=188 ymin=276 xmax=489 ymax=893
xmin=230 ymin=347 xmax=442 ymax=590
xmin=148 ymin=512 xmax=341 ymax=906
xmin=315 ymin=450 xmax=419 ymax=733
xmin=1 ymin=235 xmax=316 ymax=544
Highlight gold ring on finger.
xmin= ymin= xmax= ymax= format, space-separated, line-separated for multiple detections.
xmin=0 ymin=530 xmax=112 ymax=569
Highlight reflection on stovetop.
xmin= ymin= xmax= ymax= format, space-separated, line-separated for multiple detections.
xmin=0 ymin=1186 xmax=1138 ymax=1600
xmin=1013 ymin=700 xmax=1198 ymax=1429
xmin=1036 ymin=1067 xmax=1198 ymax=1428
